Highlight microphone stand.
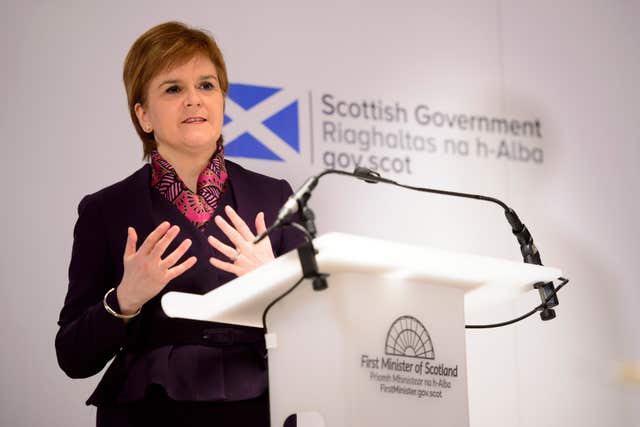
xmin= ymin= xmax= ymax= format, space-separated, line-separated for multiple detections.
xmin=296 ymin=203 xmax=329 ymax=291
xmin=503 ymin=208 xmax=558 ymax=320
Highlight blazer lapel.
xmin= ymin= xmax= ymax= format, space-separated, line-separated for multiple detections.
xmin=224 ymin=160 xmax=259 ymax=234
xmin=102 ymin=164 xmax=157 ymax=284
xmin=130 ymin=164 xmax=158 ymax=242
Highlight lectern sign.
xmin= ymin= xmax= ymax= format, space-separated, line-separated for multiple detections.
xmin=360 ymin=315 xmax=460 ymax=400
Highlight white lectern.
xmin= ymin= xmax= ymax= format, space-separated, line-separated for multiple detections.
xmin=162 ymin=233 xmax=562 ymax=427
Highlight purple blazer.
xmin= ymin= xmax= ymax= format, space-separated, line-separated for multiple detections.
xmin=55 ymin=160 xmax=302 ymax=406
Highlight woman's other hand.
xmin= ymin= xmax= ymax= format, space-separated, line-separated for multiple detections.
xmin=116 ymin=222 xmax=197 ymax=315
xmin=208 ymin=205 xmax=275 ymax=276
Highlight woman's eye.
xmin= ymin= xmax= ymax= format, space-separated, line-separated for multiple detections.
xmin=165 ymin=85 xmax=181 ymax=94
xmin=200 ymin=81 xmax=214 ymax=90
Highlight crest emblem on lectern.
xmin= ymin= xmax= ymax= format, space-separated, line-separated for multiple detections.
xmin=385 ymin=315 xmax=435 ymax=360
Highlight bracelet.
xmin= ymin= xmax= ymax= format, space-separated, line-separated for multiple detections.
xmin=103 ymin=288 xmax=141 ymax=319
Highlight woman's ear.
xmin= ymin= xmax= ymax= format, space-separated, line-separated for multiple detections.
xmin=134 ymin=103 xmax=152 ymax=133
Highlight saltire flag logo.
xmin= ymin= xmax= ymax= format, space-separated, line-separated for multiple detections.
xmin=223 ymin=83 xmax=300 ymax=162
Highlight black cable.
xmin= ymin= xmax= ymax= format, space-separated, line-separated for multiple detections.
xmin=258 ymin=169 xmax=568 ymax=331
xmin=391 ymin=180 xmax=509 ymax=210
xmin=316 ymin=168 xmax=511 ymax=210
xmin=319 ymin=168 xmax=543 ymax=265
xmin=259 ymin=220 xmax=318 ymax=334
xmin=465 ymin=277 xmax=569 ymax=329
xmin=259 ymin=222 xmax=314 ymax=333
xmin=261 ymin=275 xmax=569 ymax=333
xmin=261 ymin=275 xmax=306 ymax=333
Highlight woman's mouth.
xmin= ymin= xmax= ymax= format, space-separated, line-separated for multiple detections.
xmin=182 ymin=117 xmax=207 ymax=124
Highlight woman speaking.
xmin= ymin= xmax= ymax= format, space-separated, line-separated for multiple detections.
xmin=55 ymin=22 xmax=301 ymax=426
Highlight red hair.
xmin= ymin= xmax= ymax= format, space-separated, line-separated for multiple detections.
xmin=123 ymin=22 xmax=229 ymax=158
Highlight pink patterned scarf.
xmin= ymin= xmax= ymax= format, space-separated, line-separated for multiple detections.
xmin=150 ymin=148 xmax=228 ymax=230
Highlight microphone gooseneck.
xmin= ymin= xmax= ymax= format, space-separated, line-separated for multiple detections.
xmin=351 ymin=166 xmax=560 ymax=321
xmin=257 ymin=166 xmax=566 ymax=325
xmin=257 ymin=166 xmax=545 ymax=266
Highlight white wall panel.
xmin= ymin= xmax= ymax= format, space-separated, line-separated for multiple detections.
xmin=2 ymin=1 xmax=638 ymax=425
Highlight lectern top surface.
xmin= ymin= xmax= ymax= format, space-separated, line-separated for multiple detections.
xmin=162 ymin=233 xmax=562 ymax=327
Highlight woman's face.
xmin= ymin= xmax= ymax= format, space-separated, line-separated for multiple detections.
xmin=135 ymin=54 xmax=224 ymax=157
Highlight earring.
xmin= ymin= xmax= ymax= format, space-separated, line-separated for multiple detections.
xmin=145 ymin=125 xmax=152 ymax=133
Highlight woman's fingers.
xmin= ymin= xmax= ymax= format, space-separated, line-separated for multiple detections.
xmin=214 ymin=215 xmax=248 ymax=249
xmin=255 ymin=212 xmax=267 ymax=235
xmin=150 ymin=225 xmax=180 ymax=258
xmin=209 ymin=256 xmax=242 ymax=276
xmin=166 ymin=256 xmax=198 ymax=281
xmin=208 ymin=210 xmax=275 ymax=278
xmin=138 ymin=221 xmax=171 ymax=255
xmin=124 ymin=227 xmax=138 ymax=258
xmin=118 ymin=223 xmax=197 ymax=313
xmin=160 ymin=238 xmax=193 ymax=268
xmin=224 ymin=206 xmax=255 ymax=240
xmin=208 ymin=235 xmax=237 ymax=260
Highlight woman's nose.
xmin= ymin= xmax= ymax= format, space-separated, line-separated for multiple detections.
xmin=184 ymin=87 xmax=202 ymax=107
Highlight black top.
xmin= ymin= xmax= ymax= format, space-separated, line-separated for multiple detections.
xmin=55 ymin=161 xmax=303 ymax=406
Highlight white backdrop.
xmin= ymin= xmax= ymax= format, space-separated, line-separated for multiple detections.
xmin=2 ymin=1 xmax=639 ymax=426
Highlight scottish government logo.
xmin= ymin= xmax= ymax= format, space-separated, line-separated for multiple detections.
xmin=223 ymin=83 xmax=300 ymax=161
xmin=385 ymin=315 xmax=435 ymax=360
xmin=360 ymin=315 xmax=458 ymax=399
xmin=223 ymin=83 xmax=545 ymax=175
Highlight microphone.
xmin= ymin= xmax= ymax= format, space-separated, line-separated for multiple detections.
xmin=253 ymin=175 xmax=319 ymax=244
xmin=277 ymin=175 xmax=319 ymax=222
xmin=253 ymin=168 xmax=381 ymax=245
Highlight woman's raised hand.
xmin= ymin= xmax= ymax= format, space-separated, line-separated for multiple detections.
xmin=116 ymin=222 xmax=197 ymax=315
xmin=208 ymin=206 xmax=275 ymax=277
